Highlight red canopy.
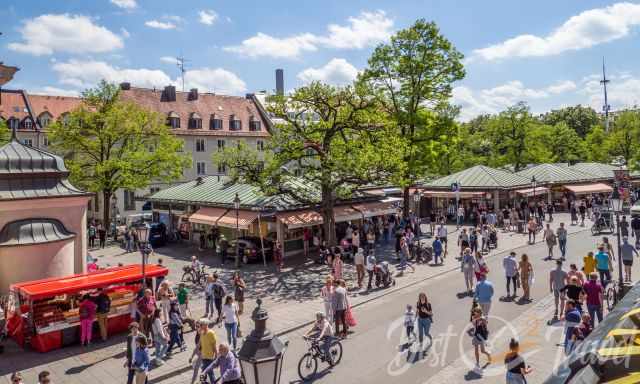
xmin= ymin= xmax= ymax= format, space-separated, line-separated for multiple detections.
xmin=10 ymin=264 xmax=168 ymax=301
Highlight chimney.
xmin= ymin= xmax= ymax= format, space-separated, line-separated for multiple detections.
xmin=275 ymin=69 xmax=284 ymax=96
xmin=188 ymin=88 xmax=198 ymax=101
xmin=162 ymin=85 xmax=176 ymax=102
xmin=119 ymin=82 xmax=131 ymax=90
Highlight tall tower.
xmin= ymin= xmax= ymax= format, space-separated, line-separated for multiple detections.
xmin=600 ymin=57 xmax=611 ymax=132
xmin=176 ymin=55 xmax=190 ymax=92
xmin=275 ymin=69 xmax=284 ymax=96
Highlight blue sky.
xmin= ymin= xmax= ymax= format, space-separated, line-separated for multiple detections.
xmin=2 ymin=0 xmax=640 ymax=120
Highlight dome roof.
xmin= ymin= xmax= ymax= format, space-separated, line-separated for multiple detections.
xmin=0 ymin=218 xmax=75 ymax=247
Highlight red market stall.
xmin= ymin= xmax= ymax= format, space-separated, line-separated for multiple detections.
xmin=6 ymin=264 xmax=168 ymax=353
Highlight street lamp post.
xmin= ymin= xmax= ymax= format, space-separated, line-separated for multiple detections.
xmin=531 ymin=176 xmax=537 ymax=219
xmin=234 ymin=193 xmax=241 ymax=269
xmin=413 ymin=189 xmax=421 ymax=218
xmin=134 ymin=223 xmax=152 ymax=289
xmin=610 ymin=187 xmax=626 ymax=299
xmin=237 ymin=299 xmax=288 ymax=384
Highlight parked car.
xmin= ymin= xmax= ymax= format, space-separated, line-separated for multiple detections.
xmin=148 ymin=222 xmax=167 ymax=248
xmin=226 ymin=236 xmax=274 ymax=264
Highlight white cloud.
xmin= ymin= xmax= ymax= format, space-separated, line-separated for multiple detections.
xmin=145 ymin=20 xmax=176 ymax=30
xmin=110 ymin=0 xmax=137 ymax=10
xmin=581 ymin=72 xmax=640 ymax=110
xmin=297 ymin=58 xmax=359 ymax=85
xmin=160 ymin=56 xmax=177 ymax=64
xmin=7 ymin=14 xmax=123 ymax=56
xmin=224 ymin=10 xmax=393 ymax=59
xmin=472 ymin=2 xmax=640 ymax=61
xmin=50 ymin=59 xmax=246 ymax=95
xmin=452 ymin=80 xmax=577 ymax=121
xmin=30 ymin=86 xmax=80 ymax=97
xmin=199 ymin=10 xmax=218 ymax=26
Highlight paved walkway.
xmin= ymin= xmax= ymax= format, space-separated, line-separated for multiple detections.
xmin=0 ymin=213 xmax=591 ymax=383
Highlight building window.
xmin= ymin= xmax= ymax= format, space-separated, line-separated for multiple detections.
xmin=38 ymin=113 xmax=51 ymax=128
xmin=196 ymin=162 xmax=206 ymax=175
xmin=217 ymin=140 xmax=225 ymax=151
xmin=124 ymin=190 xmax=136 ymax=211
xmin=149 ymin=187 xmax=161 ymax=195
xmin=209 ymin=116 xmax=223 ymax=130
xmin=249 ymin=117 xmax=261 ymax=131
xmin=61 ymin=114 xmax=70 ymax=126
xmin=8 ymin=118 xmax=19 ymax=131
xmin=196 ymin=139 xmax=206 ymax=152
xmin=217 ymin=163 xmax=226 ymax=174
xmin=188 ymin=113 xmax=202 ymax=129
xmin=22 ymin=139 xmax=33 ymax=146
xmin=23 ymin=119 xmax=33 ymax=130
xmin=167 ymin=112 xmax=180 ymax=129
xmin=229 ymin=115 xmax=242 ymax=131
xmin=256 ymin=140 xmax=264 ymax=151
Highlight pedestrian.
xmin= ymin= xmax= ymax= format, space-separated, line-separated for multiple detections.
xmin=333 ymin=279 xmax=349 ymax=338
xmin=95 ymin=288 xmax=111 ymax=342
xmin=155 ymin=258 xmax=165 ymax=288
xmin=469 ymin=228 xmax=478 ymax=254
xmin=404 ymin=304 xmax=417 ymax=343
xmin=620 ymin=215 xmax=630 ymax=237
xmin=502 ymin=207 xmax=511 ymax=232
xmin=220 ymin=236 xmax=229 ymax=265
xmin=399 ymin=237 xmax=415 ymax=274
xmin=204 ymin=275 xmax=215 ymax=318
xmin=366 ymin=251 xmax=376 ymax=290
xmin=199 ymin=230 xmax=206 ymax=250
xmin=98 ymin=223 xmax=106 ymax=248
xmin=603 ymin=236 xmax=615 ymax=261
xmin=570 ymin=203 xmax=578 ymax=225
xmin=547 ymin=203 xmax=554 ymax=222
xmin=469 ymin=307 xmax=491 ymax=373
xmin=595 ymin=245 xmax=611 ymax=288
xmin=474 ymin=252 xmax=489 ymax=282
xmin=432 ymin=237 xmax=443 ymax=265
xmin=198 ymin=319 xmax=218 ymax=384
xmin=474 ymin=275 xmax=494 ymax=317
xmin=461 ymin=248 xmax=476 ymax=295
xmin=211 ymin=226 xmax=220 ymax=258
xmin=10 ymin=373 xmax=24 ymax=384
xmin=231 ymin=272 xmax=246 ymax=315
xmin=504 ymin=338 xmax=532 ymax=383
xmin=366 ymin=229 xmax=375 ymax=254
xmin=481 ymin=225 xmax=489 ymax=253
xmin=549 ymin=260 xmax=568 ymax=321
xmin=583 ymin=272 xmax=604 ymax=327
xmin=354 ymin=247 xmax=365 ymax=289
xmin=273 ymin=240 xmax=283 ymax=272
xmin=416 ymin=292 xmax=433 ymax=350
xmin=125 ymin=228 xmax=133 ymax=253
xmin=632 ymin=215 xmax=640 ymax=248
xmin=543 ymin=224 xmax=557 ymax=261
xmin=188 ymin=320 xmax=203 ymax=384
xmin=79 ymin=293 xmax=96 ymax=347
xmin=621 ymin=236 xmax=639 ymax=282
xmin=136 ymin=289 xmax=156 ymax=337
xmin=89 ymin=223 xmax=96 ymax=248
xmin=518 ymin=254 xmax=533 ymax=302
xmin=303 ymin=227 xmax=311 ymax=257
xmin=457 ymin=206 xmax=465 ymax=228
xmin=437 ymin=222 xmax=448 ymax=257
xmin=351 ymin=227 xmax=361 ymax=259
xmin=560 ymin=276 xmax=586 ymax=312
xmin=570 ymin=313 xmax=592 ymax=352
xmin=151 ymin=309 xmax=168 ymax=364
xmin=583 ymin=251 xmax=596 ymax=276
xmin=332 ymin=252 xmax=344 ymax=281
xmin=166 ymin=302 xmax=185 ymax=354
xmin=124 ymin=322 xmax=143 ymax=384
xmin=221 ymin=296 xmax=240 ymax=350
xmin=38 ymin=371 xmax=51 ymax=384
xmin=210 ymin=273 xmax=226 ymax=323
xmin=527 ymin=216 xmax=537 ymax=244
xmin=563 ymin=300 xmax=581 ymax=354
xmin=503 ymin=252 xmax=518 ymax=298
xmin=200 ymin=343 xmax=243 ymax=384
xmin=156 ymin=281 xmax=173 ymax=324
xmin=133 ymin=336 xmax=150 ymax=384
xmin=557 ymin=222 xmax=568 ymax=260
xmin=321 ymin=275 xmax=335 ymax=323
xmin=567 ymin=264 xmax=585 ymax=286
xmin=458 ymin=228 xmax=469 ymax=258
xmin=177 ymin=282 xmax=189 ymax=318
xmin=579 ymin=202 xmax=586 ymax=226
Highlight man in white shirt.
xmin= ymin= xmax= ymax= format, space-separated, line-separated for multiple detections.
xmin=366 ymin=252 xmax=376 ymax=290
xmin=437 ymin=223 xmax=448 ymax=257
xmin=457 ymin=206 xmax=465 ymax=228
xmin=355 ymin=248 xmax=365 ymax=289
xmin=503 ymin=252 xmax=519 ymax=298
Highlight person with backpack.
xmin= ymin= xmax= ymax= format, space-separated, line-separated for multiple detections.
xmin=166 ymin=302 xmax=185 ymax=354
xmin=88 ymin=223 xmax=97 ymax=248
xmin=151 ymin=309 xmax=168 ymax=365
xmin=211 ymin=274 xmax=226 ymax=324
xmin=469 ymin=307 xmax=491 ymax=373
xmin=95 ymin=288 xmax=111 ymax=342
xmin=504 ymin=338 xmax=532 ymax=383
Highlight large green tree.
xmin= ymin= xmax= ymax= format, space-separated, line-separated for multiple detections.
xmin=607 ymin=110 xmax=640 ymax=168
xmin=584 ymin=125 xmax=610 ymax=163
xmin=49 ymin=80 xmax=191 ymax=226
xmin=361 ymin=19 xmax=465 ymax=215
xmin=484 ymin=102 xmax=536 ymax=171
xmin=0 ymin=119 xmax=9 ymax=146
xmin=215 ymin=82 xmax=406 ymax=246
xmin=539 ymin=105 xmax=600 ymax=138
xmin=528 ymin=122 xmax=586 ymax=164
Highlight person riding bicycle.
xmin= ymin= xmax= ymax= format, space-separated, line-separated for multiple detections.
xmin=304 ymin=312 xmax=334 ymax=364
xmin=191 ymin=256 xmax=202 ymax=273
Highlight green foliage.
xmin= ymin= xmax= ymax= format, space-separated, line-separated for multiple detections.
xmin=539 ymin=105 xmax=600 ymax=138
xmin=483 ymin=102 xmax=536 ymax=171
xmin=0 ymin=119 xmax=9 ymax=146
xmin=48 ymin=80 xmax=191 ymax=225
xmin=584 ymin=126 xmax=610 ymax=163
xmin=607 ymin=110 xmax=640 ymax=168
xmin=528 ymin=123 xmax=586 ymax=164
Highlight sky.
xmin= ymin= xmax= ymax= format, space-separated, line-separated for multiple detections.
xmin=2 ymin=0 xmax=640 ymax=120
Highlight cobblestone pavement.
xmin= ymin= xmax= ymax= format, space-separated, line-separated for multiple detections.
xmin=0 ymin=213 xmax=592 ymax=383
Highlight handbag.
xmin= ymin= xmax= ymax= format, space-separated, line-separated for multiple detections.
xmin=236 ymin=320 xmax=243 ymax=338
xmin=346 ymin=306 xmax=357 ymax=327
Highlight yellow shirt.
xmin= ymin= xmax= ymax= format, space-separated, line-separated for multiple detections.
xmin=583 ymin=256 xmax=596 ymax=275
xmin=200 ymin=329 xmax=217 ymax=359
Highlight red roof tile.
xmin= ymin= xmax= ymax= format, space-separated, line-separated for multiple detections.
xmin=29 ymin=94 xmax=82 ymax=120
xmin=0 ymin=90 xmax=30 ymax=120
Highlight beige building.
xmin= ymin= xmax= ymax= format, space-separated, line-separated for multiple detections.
xmin=1 ymin=85 xmax=271 ymax=224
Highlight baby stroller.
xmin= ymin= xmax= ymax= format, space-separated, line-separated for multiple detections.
xmin=412 ymin=240 xmax=432 ymax=264
xmin=488 ymin=228 xmax=498 ymax=249
xmin=374 ymin=261 xmax=396 ymax=288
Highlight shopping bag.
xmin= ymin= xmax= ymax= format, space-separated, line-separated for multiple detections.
xmin=529 ymin=271 xmax=535 ymax=287
xmin=346 ymin=306 xmax=357 ymax=327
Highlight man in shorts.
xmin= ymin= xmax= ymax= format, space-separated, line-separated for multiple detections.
xmin=621 ymin=236 xmax=639 ymax=282
xmin=437 ymin=222 xmax=448 ymax=257
xmin=549 ymin=260 xmax=568 ymax=320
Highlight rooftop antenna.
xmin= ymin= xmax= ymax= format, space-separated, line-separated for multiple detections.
xmin=600 ymin=57 xmax=611 ymax=132
xmin=176 ymin=55 xmax=190 ymax=92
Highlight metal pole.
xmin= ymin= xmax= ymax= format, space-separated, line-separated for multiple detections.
xmin=141 ymin=244 xmax=148 ymax=289
xmin=258 ymin=213 xmax=267 ymax=267
xmin=617 ymin=212 xmax=623 ymax=292
xmin=236 ymin=208 xmax=240 ymax=268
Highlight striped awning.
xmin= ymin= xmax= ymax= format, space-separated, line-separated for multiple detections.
xmin=564 ymin=183 xmax=613 ymax=194
xmin=352 ymin=201 xmax=398 ymax=218
xmin=514 ymin=187 xmax=549 ymax=196
xmin=277 ymin=210 xmax=324 ymax=229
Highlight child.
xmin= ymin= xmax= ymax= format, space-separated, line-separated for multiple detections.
xmin=404 ymin=304 xmax=416 ymax=342
xmin=432 ymin=237 xmax=443 ymax=265
xmin=583 ymin=252 xmax=596 ymax=276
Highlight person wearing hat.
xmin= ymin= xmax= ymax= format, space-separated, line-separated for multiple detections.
xmin=304 ymin=312 xmax=334 ymax=364
xmin=621 ymin=236 xmax=639 ymax=282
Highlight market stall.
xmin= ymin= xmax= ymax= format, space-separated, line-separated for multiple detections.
xmin=6 ymin=264 xmax=168 ymax=353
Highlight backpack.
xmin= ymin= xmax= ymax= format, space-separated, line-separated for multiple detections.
xmin=213 ymin=283 xmax=225 ymax=299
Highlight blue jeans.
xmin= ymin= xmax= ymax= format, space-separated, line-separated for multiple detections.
xmin=126 ymin=239 xmax=133 ymax=252
xmin=433 ymin=252 xmax=441 ymax=264
xmin=598 ymin=269 xmax=611 ymax=288
xmin=205 ymin=296 xmax=214 ymax=316
xmin=559 ymin=239 xmax=567 ymax=258
xmin=154 ymin=337 xmax=167 ymax=359
xmin=417 ymin=317 xmax=432 ymax=344
xmin=320 ymin=335 xmax=333 ymax=362
xmin=166 ymin=323 xmax=181 ymax=352
xmin=225 ymin=322 xmax=238 ymax=349
xmin=587 ymin=304 xmax=603 ymax=327
xmin=201 ymin=358 xmax=215 ymax=384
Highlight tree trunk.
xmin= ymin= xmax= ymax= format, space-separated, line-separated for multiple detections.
xmin=102 ymin=190 xmax=112 ymax=232
xmin=321 ymin=186 xmax=336 ymax=246
xmin=402 ymin=186 xmax=410 ymax=218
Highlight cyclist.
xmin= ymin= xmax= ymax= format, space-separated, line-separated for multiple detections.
xmin=191 ymin=256 xmax=202 ymax=272
xmin=303 ymin=312 xmax=334 ymax=364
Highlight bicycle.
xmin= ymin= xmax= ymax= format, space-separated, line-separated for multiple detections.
xmin=298 ymin=337 xmax=343 ymax=381
xmin=181 ymin=265 xmax=207 ymax=286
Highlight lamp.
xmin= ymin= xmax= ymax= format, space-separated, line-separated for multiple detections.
xmin=238 ymin=299 xmax=288 ymax=384
xmin=234 ymin=193 xmax=241 ymax=268
xmin=134 ymin=223 xmax=152 ymax=289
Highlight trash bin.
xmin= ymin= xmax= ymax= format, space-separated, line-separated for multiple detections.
xmin=517 ymin=220 xmax=525 ymax=233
